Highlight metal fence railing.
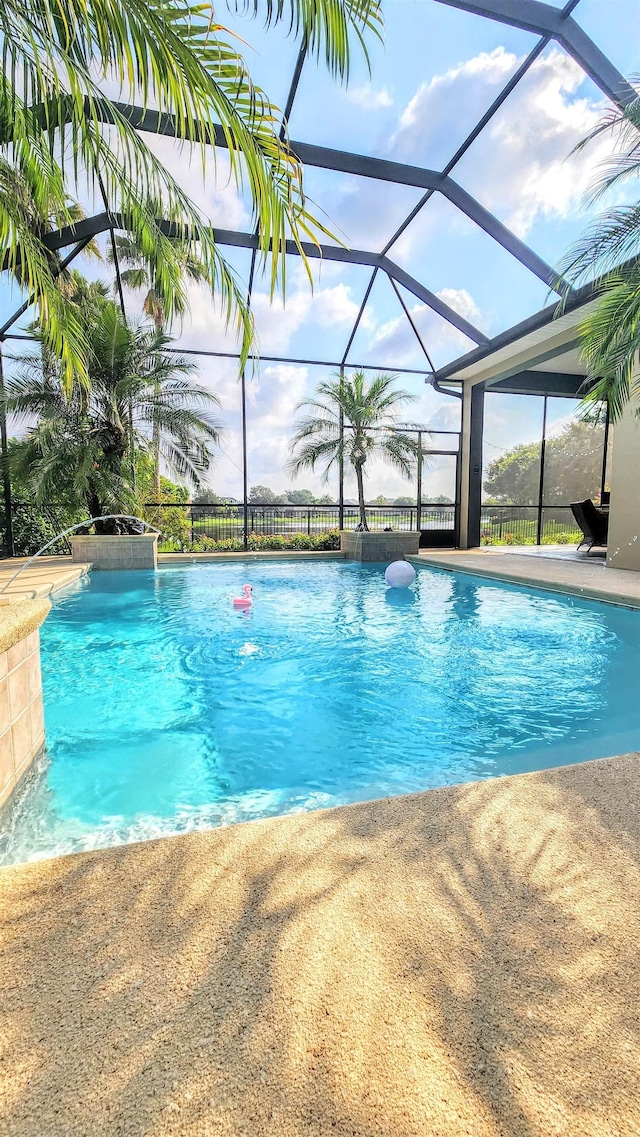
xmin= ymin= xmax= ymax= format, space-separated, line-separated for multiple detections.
xmin=2 ymin=501 xmax=457 ymax=556
xmin=2 ymin=500 xmax=587 ymax=557
xmin=2 ymin=498 xmax=590 ymax=556
xmin=481 ymin=504 xmax=581 ymax=546
xmin=142 ymin=502 xmax=457 ymax=551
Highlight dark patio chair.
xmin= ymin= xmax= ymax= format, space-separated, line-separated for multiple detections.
xmin=570 ymin=500 xmax=609 ymax=555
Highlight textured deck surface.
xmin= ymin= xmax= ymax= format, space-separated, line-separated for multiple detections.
xmin=412 ymin=548 xmax=640 ymax=608
xmin=0 ymin=556 xmax=90 ymax=602
xmin=0 ymin=599 xmax=49 ymax=654
xmin=1 ymin=753 xmax=639 ymax=1136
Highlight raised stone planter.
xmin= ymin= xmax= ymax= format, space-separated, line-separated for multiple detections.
xmin=70 ymin=533 xmax=158 ymax=570
xmin=340 ymin=530 xmax=420 ymax=562
xmin=0 ymin=599 xmax=49 ymax=810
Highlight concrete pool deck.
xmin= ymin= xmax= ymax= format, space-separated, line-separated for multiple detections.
xmin=1 ymin=752 xmax=639 ymax=1136
xmin=0 ymin=556 xmax=91 ymax=602
xmin=411 ymin=548 xmax=640 ymax=609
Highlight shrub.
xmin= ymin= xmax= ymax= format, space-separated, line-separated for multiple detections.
xmin=481 ymin=533 xmax=536 ymax=547
xmin=541 ymin=531 xmax=577 ymax=545
xmin=8 ymin=504 xmax=84 ymax=556
xmin=173 ymin=529 xmax=341 ymax=553
xmin=143 ymin=504 xmax=191 ymax=549
xmin=191 ymin=536 xmax=244 ymax=552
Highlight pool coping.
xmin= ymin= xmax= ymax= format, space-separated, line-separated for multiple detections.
xmin=0 ymin=598 xmax=50 ymax=655
xmin=408 ymin=551 xmax=640 ymax=610
xmin=0 ymin=558 xmax=91 ymax=603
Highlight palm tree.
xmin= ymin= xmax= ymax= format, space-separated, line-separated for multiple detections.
xmin=289 ymin=371 xmax=420 ymax=530
xmin=558 ymin=89 xmax=640 ymax=420
xmin=4 ymin=294 xmax=222 ymax=534
xmin=107 ymin=231 xmax=208 ymax=331
xmin=107 ymin=229 xmax=208 ymax=496
xmin=0 ymin=0 xmax=382 ymax=389
xmin=107 ymin=229 xmax=210 ymax=496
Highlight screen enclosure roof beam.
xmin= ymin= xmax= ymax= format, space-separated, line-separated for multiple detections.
xmin=105 ymin=102 xmax=564 ymax=294
xmin=434 ymin=283 xmax=603 ymax=387
xmin=42 ymin=214 xmax=489 ymax=346
xmin=432 ymin=0 xmax=636 ymax=107
xmin=487 ymin=369 xmax=586 ymax=396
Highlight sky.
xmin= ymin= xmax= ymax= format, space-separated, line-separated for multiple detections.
xmin=2 ymin=0 xmax=639 ymax=502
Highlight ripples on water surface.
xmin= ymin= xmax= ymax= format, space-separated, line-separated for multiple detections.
xmin=1 ymin=561 xmax=639 ymax=864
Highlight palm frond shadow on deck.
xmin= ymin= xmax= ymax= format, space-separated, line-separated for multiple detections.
xmin=1 ymin=754 xmax=639 ymax=1136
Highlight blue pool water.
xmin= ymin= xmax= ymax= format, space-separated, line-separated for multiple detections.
xmin=1 ymin=561 xmax=639 ymax=864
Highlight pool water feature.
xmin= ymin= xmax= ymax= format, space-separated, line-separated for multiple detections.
xmin=1 ymin=561 xmax=639 ymax=865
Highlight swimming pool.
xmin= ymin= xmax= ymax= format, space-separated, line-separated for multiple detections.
xmin=1 ymin=561 xmax=639 ymax=865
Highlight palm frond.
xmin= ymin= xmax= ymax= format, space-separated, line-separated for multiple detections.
xmin=570 ymin=89 xmax=640 ymax=205
xmin=378 ymin=431 xmax=419 ymax=478
xmin=243 ymin=0 xmax=382 ymax=80
xmin=557 ymin=205 xmax=640 ymax=288
xmin=290 ymin=368 xmax=423 ymax=489
xmin=558 ymin=85 xmax=640 ymax=418
xmin=0 ymin=0 xmax=380 ymax=383
xmin=287 ymin=435 xmax=343 ymax=482
xmin=576 ymin=268 xmax=640 ymax=420
xmin=8 ymin=292 xmax=225 ymax=506
xmin=119 ymin=267 xmax=150 ymax=291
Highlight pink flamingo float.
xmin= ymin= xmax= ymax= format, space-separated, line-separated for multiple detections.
xmin=232 ymin=584 xmax=253 ymax=610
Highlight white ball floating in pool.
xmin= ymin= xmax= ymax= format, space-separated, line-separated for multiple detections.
xmin=384 ymin=560 xmax=416 ymax=589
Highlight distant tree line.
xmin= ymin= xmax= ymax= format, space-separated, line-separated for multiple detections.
xmin=246 ymin=486 xmax=335 ymax=505
xmin=483 ymin=418 xmax=605 ymax=506
xmin=231 ymin=487 xmax=454 ymax=506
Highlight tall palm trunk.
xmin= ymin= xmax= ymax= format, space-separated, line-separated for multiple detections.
xmin=87 ymin=487 xmax=114 ymax=534
xmin=355 ymin=461 xmax=369 ymax=530
xmin=152 ymin=410 xmax=161 ymax=498
xmin=153 ymin=312 xmax=163 ymax=498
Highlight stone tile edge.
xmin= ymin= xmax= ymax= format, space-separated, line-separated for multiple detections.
xmin=409 ymin=556 xmax=640 ymax=610
xmin=0 ymin=600 xmax=51 ymax=656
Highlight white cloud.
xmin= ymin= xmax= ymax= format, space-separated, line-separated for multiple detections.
xmin=303 ymin=171 xmax=424 ymax=253
xmin=161 ymin=268 xmax=475 ymax=497
xmin=246 ymin=363 xmax=310 ymax=479
xmin=152 ymin=267 xmax=378 ymax=495
xmin=166 ymin=267 xmax=370 ymax=360
xmin=271 ymin=45 xmax=615 ymax=281
xmin=131 ymin=43 xmax=616 ymax=496
xmin=166 ymin=354 xmax=316 ymax=498
xmin=173 ymin=285 xmax=247 ymax=387
xmin=390 ymin=46 xmax=610 ymax=238
xmin=250 ymin=279 xmax=372 ymax=354
xmin=369 ymin=287 xmax=484 ymax=366
xmin=142 ymin=133 xmax=251 ymax=230
xmin=248 ymin=363 xmax=309 ymax=425
xmin=393 ymin=47 xmax=517 ymax=159
xmin=435 ymin=288 xmax=483 ymax=328
xmin=346 ymin=84 xmax=393 ymax=110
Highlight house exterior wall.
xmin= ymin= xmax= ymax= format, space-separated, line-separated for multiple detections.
xmin=0 ymin=626 xmax=46 ymax=810
xmin=607 ymin=398 xmax=640 ymax=572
